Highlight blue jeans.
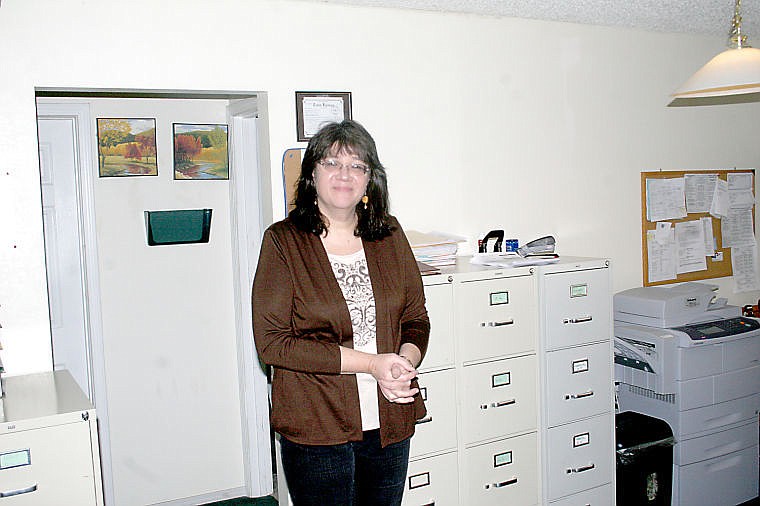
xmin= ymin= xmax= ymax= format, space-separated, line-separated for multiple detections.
xmin=280 ymin=429 xmax=410 ymax=506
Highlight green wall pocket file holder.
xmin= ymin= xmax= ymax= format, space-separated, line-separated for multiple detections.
xmin=144 ymin=209 xmax=212 ymax=246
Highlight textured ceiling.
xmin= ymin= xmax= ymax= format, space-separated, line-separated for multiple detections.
xmin=303 ymin=0 xmax=760 ymax=38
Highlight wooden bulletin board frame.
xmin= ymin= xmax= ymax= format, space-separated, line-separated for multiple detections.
xmin=641 ymin=169 xmax=755 ymax=286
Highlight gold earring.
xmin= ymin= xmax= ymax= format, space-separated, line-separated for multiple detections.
xmin=361 ymin=195 xmax=369 ymax=210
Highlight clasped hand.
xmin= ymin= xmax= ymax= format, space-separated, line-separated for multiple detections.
xmin=369 ymin=353 xmax=419 ymax=404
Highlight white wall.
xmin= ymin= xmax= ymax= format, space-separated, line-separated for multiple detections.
xmin=1 ymin=0 xmax=759 ymax=372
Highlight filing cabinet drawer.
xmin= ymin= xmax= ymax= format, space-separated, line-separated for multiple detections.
xmin=542 ymin=268 xmax=610 ymax=350
xmin=545 ymin=342 xmax=613 ymax=426
xmin=456 ymin=275 xmax=536 ymax=363
xmin=422 ymin=281 xmax=455 ymax=370
xmin=0 ymin=421 xmax=98 ymax=505
xmin=545 ymin=414 xmax=614 ymax=500
xmin=548 ymin=482 xmax=613 ymax=506
xmin=411 ymin=369 xmax=457 ymax=458
xmin=403 ymin=452 xmax=459 ymax=506
xmin=461 ymin=355 xmax=537 ymax=444
xmin=462 ymin=432 xmax=539 ymax=506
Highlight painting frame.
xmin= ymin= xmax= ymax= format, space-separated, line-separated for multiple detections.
xmin=172 ymin=123 xmax=229 ymax=180
xmin=295 ymin=91 xmax=352 ymax=142
xmin=96 ymin=118 xmax=158 ymax=177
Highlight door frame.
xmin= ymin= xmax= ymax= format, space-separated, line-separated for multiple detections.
xmin=35 ymin=100 xmax=114 ymax=501
xmin=228 ymin=95 xmax=274 ymax=496
xmin=36 ymin=91 xmax=274 ymax=502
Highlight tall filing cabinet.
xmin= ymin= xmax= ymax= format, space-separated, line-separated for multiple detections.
xmin=406 ymin=261 xmax=539 ymax=505
xmin=0 ymin=370 xmax=104 ymax=506
xmin=537 ymin=258 xmax=615 ymax=505
xmin=405 ymin=256 xmax=614 ymax=506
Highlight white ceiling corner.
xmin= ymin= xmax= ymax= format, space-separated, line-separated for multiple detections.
xmin=300 ymin=0 xmax=760 ymax=38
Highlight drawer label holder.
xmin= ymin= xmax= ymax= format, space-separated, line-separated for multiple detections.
xmin=493 ymin=450 xmax=513 ymax=467
xmin=570 ymin=283 xmax=588 ymax=298
xmin=409 ymin=471 xmax=431 ymax=489
xmin=0 ymin=449 xmax=31 ymax=470
xmin=489 ymin=291 xmax=509 ymax=305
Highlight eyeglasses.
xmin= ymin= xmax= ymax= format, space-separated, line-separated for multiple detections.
xmin=317 ymin=159 xmax=370 ymax=177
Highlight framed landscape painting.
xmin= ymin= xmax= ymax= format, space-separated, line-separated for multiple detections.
xmin=173 ymin=123 xmax=229 ymax=180
xmin=96 ymin=118 xmax=158 ymax=177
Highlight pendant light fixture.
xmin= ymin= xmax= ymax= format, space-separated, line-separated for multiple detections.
xmin=671 ymin=0 xmax=760 ymax=102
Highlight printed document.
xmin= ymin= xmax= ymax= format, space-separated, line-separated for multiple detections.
xmin=646 ymin=178 xmax=687 ymax=222
xmin=732 ymin=244 xmax=760 ymax=293
xmin=721 ymin=208 xmax=755 ymax=248
xmin=675 ymin=220 xmax=707 ymax=274
xmin=685 ymin=173 xmax=718 ymax=213
xmin=647 ymin=227 xmax=677 ymax=283
xmin=709 ymin=178 xmax=729 ymax=218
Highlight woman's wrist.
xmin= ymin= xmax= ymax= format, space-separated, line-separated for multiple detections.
xmin=399 ymin=354 xmax=415 ymax=368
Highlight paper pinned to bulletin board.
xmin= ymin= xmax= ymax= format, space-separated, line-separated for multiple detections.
xmin=641 ymin=169 xmax=757 ymax=291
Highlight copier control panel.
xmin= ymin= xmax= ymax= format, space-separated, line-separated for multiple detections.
xmin=673 ymin=317 xmax=760 ymax=341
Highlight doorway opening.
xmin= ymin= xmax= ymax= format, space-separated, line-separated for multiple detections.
xmin=35 ymin=88 xmax=273 ymax=506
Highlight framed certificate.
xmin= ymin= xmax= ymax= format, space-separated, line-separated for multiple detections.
xmin=295 ymin=91 xmax=352 ymax=142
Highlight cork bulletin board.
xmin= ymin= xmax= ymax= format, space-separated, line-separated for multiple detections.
xmin=282 ymin=148 xmax=305 ymax=214
xmin=641 ymin=169 xmax=755 ymax=286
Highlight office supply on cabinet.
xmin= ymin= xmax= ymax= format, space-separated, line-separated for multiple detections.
xmin=613 ymin=282 xmax=760 ymax=506
xmin=405 ymin=230 xmax=460 ymax=267
xmin=517 ymin=235 xmax=556 ymax=257
xmin=478 ymin=229 xmax=504 ymax=253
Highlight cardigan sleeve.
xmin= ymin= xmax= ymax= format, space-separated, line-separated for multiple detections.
xmin=251 ymin=226 xmax=342 ymax=374
xmin=395 ymin=221 xmax=431 ymax=360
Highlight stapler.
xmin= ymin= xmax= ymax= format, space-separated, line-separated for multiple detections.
xmin=517 ymin=235 xmax=557 ymax=257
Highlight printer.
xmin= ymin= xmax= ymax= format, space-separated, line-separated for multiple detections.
xmin=614 ymin=282 xmax=760 ymax=506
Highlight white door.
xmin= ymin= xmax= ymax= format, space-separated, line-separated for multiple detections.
xmin=36 ymin=101 xmax=113 ymax=506
xmin=38 ymin=115 xmax=92 ymax=398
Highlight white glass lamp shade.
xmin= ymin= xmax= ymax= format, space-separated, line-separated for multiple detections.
xmin=672 ymin=46 xmax=760 ymax=98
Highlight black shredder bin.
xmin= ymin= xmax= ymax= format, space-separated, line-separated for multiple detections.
xmin=615 ymin=411 xmax=675 ymax=506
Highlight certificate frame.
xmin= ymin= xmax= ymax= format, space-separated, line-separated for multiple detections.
xmin=295 ymin=91 xmax=352 ymax=142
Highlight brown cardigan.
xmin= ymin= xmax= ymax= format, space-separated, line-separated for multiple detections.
xmin=252 ymin=216 xmax=430 ymax=447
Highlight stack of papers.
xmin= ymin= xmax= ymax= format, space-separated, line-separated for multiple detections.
xmin=471 ymin=252 xmax=560 ymax=268
xmin=405 ymin=230 xmax=460 ymax=267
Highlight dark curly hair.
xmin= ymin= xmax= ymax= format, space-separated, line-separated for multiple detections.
xmin=289 ymin=120 xmax=393 ymax=241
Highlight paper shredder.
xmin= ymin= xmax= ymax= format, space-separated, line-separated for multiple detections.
xmin=615 ymin=410 xmax=675 ymax=505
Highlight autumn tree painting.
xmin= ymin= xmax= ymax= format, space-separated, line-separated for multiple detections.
xmin=96 ymin=118 xmax=158 ymax=177
xmin=172 ymin=123 xmax=229 ymax=180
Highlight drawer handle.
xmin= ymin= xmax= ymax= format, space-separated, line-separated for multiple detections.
xmin=0 ymin=484 xmax=38 ymax=498
xmin=416 ymin=415 xmax=433 ymax=425
xmin=567 ymin=463 xmax=595 ymax=474
xmin=565 ymin=390 xmax=594 ymax=400
xmin=563 ymin=315 xmax=593 ymax=324
xmin=481 ymin=399 xmax=516 ymax=409
xmin=481 ymin=319 xmax=515 ymax=327
xmin=421 ymin=503 xmax=435 ymax=506
xmin=485 ymin=477 xmax=518 ymax=489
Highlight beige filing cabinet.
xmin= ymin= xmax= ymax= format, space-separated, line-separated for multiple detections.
xmin=537 ymin=257 xmax=615 ymax=505
xmin=404 ymin=256 xmax=614 ymax=506
xmin=405 ymin=259 xmax=540 ymax=506
xmin=0 ymin=370 xmax=104 ymax=506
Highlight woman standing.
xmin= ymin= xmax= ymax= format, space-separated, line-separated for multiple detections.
xmin=252 ymin=120 xmax=430 ymax=505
